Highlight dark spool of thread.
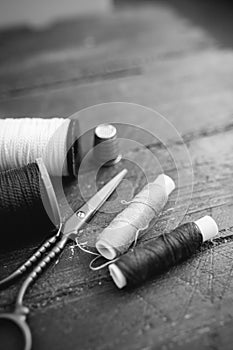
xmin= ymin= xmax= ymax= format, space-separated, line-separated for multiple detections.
xmin=0 ymin=160 xmax=60 ymax=249
xmin=111 ymin=222 xmax=203 ymax=287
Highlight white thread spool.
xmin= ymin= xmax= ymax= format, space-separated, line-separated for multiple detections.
xmin=195 ymin=216 xmax=218 ymax=242
xmin=0 ymin=118 xmax=81 ymax=177
xmin=109 ymin=215 xmax=219 ymax=289
xmin=93 ymin=124 xmax=121 ymax=166
xmin=96 ymin=174 xmax=175 ymax=260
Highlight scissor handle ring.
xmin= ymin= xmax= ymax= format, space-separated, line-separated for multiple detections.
xmin=0 ymin=313 xmax=32 ymax=350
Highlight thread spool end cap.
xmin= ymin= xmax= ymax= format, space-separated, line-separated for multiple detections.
xmin=195 ymin=215 xmax=218 ymax=241
xmin=154 ymin=174 xmax=175 ymax=196
xmin=95 ymin=124 xmax=117 ymax=139
xmin=109 ymin=263 xmax=127 ymax=289
xmin=96 ymin=239 xmax=117 ymax=260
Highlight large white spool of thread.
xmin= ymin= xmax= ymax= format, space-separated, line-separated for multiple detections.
xmin=0 ymin=118 xmax=81 ymax=176
xmin=96 ymin=174 xmax=175 ymax=260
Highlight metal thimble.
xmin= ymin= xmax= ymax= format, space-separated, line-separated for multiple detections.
xmin=93 ymin=124 xmax=121 ymax=166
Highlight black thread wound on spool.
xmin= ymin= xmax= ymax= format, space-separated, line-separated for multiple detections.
xmin=115 ymin=222 xmax=203 ymax=287
xmin=0 ymin=163 xmax=55 ymax=248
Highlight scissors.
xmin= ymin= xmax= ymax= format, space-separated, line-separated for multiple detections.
xmin=0 ymin=168 xmax=127 ymax=350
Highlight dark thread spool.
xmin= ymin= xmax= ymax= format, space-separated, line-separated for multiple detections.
xmin=0 ymin=159 xmax=60 ymax=248
xmin=93 ymin=124 xmax=121 ymax=166
xmin=109 ymin=217 xmax=218 ymax=288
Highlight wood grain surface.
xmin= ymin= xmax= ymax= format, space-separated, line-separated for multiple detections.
xmin=1 ymin=2 xmax=233 ymax=349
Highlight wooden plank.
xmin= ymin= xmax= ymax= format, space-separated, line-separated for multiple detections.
xmin=0 ymin=6 xmax=214 ymax=96
xmin=1 ymin=126 xmax=233 ymax=349
xmin=0 ymin=65 xmax=232 ymax=142
xmin=0 ymin=7 xmax=232 ymax=143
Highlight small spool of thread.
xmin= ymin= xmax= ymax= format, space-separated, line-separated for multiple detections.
xmin=96 ymin=174 xmax=175 ymax=260
xmin=0 ymin=118 xmax=81 ymax=177
xmin=93 ymin=123 xmax=121 ymax=166
xmin=109 ymin=216 xmax=219 ymax=288
xmin=0 ymin=158 xmax=60 ymax=237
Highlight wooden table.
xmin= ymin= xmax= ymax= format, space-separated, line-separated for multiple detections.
xmin=1 ymin=2 xmax=233 ymax=349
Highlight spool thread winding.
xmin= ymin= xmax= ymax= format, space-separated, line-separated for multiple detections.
xmin=0 ymin=118 xmax=81 ymax=177
xmin=93 ymin=124 xmax=121 ymax=166
xmin=96 ymin=174 xmax=175 ymax=260
xmin=0 ymin=161 xmax=56 ymax=238
xmin=110 ymin=222 xmax=203 ymax=288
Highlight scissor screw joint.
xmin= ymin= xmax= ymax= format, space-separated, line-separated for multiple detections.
xmin=76 ymin=211 xmax=85 ymax=218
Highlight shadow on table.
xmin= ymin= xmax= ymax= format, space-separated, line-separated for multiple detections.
xmin=0 ymin=227 xmax=57 ymax=253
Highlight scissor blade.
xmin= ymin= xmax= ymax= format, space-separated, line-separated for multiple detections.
xmin=85 ymin=168 xmax=128 ymax=215
xmin=63 ymin=168 xmax=127 ymax=237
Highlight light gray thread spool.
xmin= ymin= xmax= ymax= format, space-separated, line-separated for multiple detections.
xmin=96 ymin=174 xmax=175 ymax=260
xmin=93 ymin=124 xmax=121 ymax=166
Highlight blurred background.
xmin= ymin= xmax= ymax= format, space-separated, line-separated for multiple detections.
xmin=0 ymin=0 xmax=232 ymax=36
xmin=0 ymin=0 xmax=233 ymax=131
xmin=0 ymin=0 xmax=232 ymax=50
xmin=0 ymin=0 xmax=113 ymax=28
